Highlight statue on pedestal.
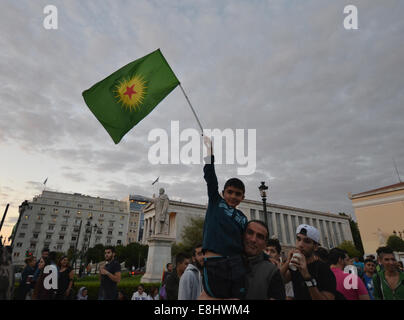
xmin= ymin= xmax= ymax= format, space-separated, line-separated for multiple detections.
xmin=152 ymin=188 xmax=169 ymax=236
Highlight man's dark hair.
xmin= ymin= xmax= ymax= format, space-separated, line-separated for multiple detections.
xmin=105 ymin=246 xmax=115 ymax=253
xmin=42 ymin=248 xmax=49 ymax=253
xmin=364 ymin=258 xmax=376 ymax=265
xmin=376 ymin=246 xmax=394 ymax=258
xmin=267 ymin=238 xmax=281 ymax=254
xmin=48 ymin=251 xmax=57 ymax=262
xmin=192 ymin=244 xmax=203 ymax=257
xmin=223 ymin=178 xmax=245 ymax=194
xmin=166 ymin=262 xmax=172 ymax=269
xmin=138 ymin=284 xmax=145 ymax=290
xmin=314 ymin=247 xmax=329 ymax=262
xmin=328 ymin=248 xmax=347 ymax=265
xmin=246 ymin=220 xmax=269 ymax=240
xmin=175 ymin=253 xmax=189 ymax=265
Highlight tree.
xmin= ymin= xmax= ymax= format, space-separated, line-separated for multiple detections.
xmin=338 ymin=240 xmax=361 ymax=258
xmin=172 ymin=217 xmax=204 ymax=257
xmin=86 ymin=244 xmax=105 ymax=264
xmin=339 ymin=212 xmax=364 ymax=256
xmin=387 ymin=235 xmax=404 ymax=252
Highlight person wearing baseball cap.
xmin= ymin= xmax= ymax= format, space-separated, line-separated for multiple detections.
xmin=280 ymin=224 xmax=337 ymax=300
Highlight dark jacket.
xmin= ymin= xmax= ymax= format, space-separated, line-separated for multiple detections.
xmin=165 ymin=270 xmax=180 ymax=300
xmin=245 ymin=253 xmax=286 ymax=300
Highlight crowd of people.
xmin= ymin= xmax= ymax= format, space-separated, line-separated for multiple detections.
xmin=12 ymin=136 xmax=404 ymax=300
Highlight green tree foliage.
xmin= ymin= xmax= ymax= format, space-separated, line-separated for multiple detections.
xmin=337 ymin=240 xmax=361 ymax=258
xmin=172 ymin=217 xmax=204 ymax=257
xmin=86 ymin=244 xmax=105 ymax=264
xmin=339 ymin=212 xmax=364 ymax=256
xmin=386 ymin=235 xmax=404 ymax=252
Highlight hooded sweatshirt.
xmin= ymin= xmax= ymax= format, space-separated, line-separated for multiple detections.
xmin=77 ymin=287 xmax=88 ymax=300
xmin=178 ymin=263 xmax=202 ymax=300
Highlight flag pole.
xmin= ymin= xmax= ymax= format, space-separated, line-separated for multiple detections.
xmin=179 ymin=83 xmax=204 ymax=135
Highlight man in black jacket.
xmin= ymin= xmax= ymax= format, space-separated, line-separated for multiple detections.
xmin=165 ymin=253 xmax=190 ymax=300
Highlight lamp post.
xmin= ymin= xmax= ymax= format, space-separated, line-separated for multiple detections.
xmin=258 ymin=181 xmax=269 ymax=226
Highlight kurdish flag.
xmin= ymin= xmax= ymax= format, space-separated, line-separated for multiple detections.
xmin=82 ymin=49 xmax=180 ymax=144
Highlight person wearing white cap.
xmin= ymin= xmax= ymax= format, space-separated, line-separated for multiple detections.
xmin=280 ymin=224 xmax=337 ymax=300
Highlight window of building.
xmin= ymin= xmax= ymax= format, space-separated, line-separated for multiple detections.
xmin=338 ymin=223 xmax=345 ymax=242
xmin=33 ymin=233 xmax=39 ymax=239
xmin=52 ymin=217 xmax=56 ymax=223
xmin=48 ymin=225 xmax=54 ymax=231
xmin=275 ymin=213 xmax=283 ymax=242
xmin=40 ymin=207 xmax=45 ymax=211
xmin=258 ymin=210 xmax=264 ymax=222
xmin=283 ymin=214 xmax=291 ymax=244
xmin=298 ymin=216 xmax=303 ymax=225
xmin=37 ymin=215 xmax=43 ymax=221
xmin=291 ymin=215 xmax=297 ymax=235
xmin=100 ymin=214 xmax=104 ymax=218
xmin=89 ymin=205 xmax=93 ymax=209
xmin=118 ymin=232 xmax=123 ymax=236
xmin=61 ymin=226 xmax=66 ymax=232
xmin=24 ymin=215 xmax=29 ymax=220
xmin=108 ymin=231 xmax=112 ymax=235
xmin=56 ymin=244 xmax=62 ymax=250
xmin=65 ymin=210 xmax=70 ymax=214
xmin=119 ymin=224 xmax=123 ymax=229
xmin=117 ymin=240 xmax=122 ymax=245
xmin=46 ymin=234 xmax=52 ymax=240
xmin=16 ymin=243 xmax=22 ymax=247
xmin=267 ymin=212 xmax=274 ymax=238
xmin=88 ymin=212 xmax=92 ymax=218
xmin=14 ymin=252 xmax=20 ymax=257
xmin=59 ymin=235 xmax=64 ymax=240
xmin=120 ymin=215 xmax=124 ymax=220
xmin=107 ymin=239 xmax=111 ymax=244
xmin=78 ymin=204 xmax=82 ymax=208
xmin=109 ymin=222 xmax=114 ymax=227
xmin=30 ymin=243 xmax=36 ymax=249
xmin=19 ymin=233 xmax=25 ymax=238
xmin=53 ymin=208 xmax=58 ymax=213
xmin=54 ymin=201 xmax=59 ymax=205
xmin=71 ymin=236 xmax=76 ymax=241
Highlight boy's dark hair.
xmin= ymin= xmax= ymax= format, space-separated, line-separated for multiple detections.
xmin=138 ymin=284 xmax=145 ymax=290
xmin=376 ymin=246 xmax=394 ymax=258
xmin=175 ymin=253 xmax=189 ymax=265
xmin=105 ymin=246 xmax=115 ymax=253
xmin=246 ymin=220 xmax=269 ymax=240
xmin=364 ymin=258 xmax=376 ymax=265
xmin=223 ymin=178 xmax=245 ymax=194
xmin=192 ymin=244 xmax=203 ymax=257
xmin=314 ymin=247 xmax=329 ymax=262
xmin=266 ymin=238 xmax=281 ymax=254
xmin=166 ymin=262 xmax=172 ymax=269
xmin=328 ymin=248 xmax=347 ymax=265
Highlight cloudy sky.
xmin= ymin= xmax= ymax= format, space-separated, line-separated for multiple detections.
xmin=1 ymin=0 xmax=403 ymax=242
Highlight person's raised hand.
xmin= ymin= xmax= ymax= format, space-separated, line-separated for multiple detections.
xmin=203 ymin=135 xmax=212 ymax=156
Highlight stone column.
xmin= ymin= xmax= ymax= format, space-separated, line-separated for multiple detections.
xmin=279 ymin=213 xmax=287 ymax=245
xmin=287 ymin=214 xmax=294 ymax=244
xmin=272 ymin=212 xmax=278 ymax=239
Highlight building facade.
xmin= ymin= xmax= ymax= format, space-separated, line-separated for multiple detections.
xmin=126 ymin=194 xmax=150 ymax=244
xmin=349 ymin=182 xmax=404 ymax=255
xmin=11 ymin=191 xmax=129 ymax=266
xmin=141 ymin=197 xmax=353 ymax=254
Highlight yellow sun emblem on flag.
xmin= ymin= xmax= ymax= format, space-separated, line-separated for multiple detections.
xmin=114 ymin=75 xmax=147 ymax=111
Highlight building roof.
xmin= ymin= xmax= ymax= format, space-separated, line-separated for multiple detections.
xmin=350 ymin=181 xmax=404 ymax=199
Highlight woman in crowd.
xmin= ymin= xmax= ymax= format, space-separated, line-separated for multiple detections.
xmin=148 ymin=286 xmax=159 ymax=300
xmin=17 ymin=256 xmax=36 ymax=300
xmin=32 ymin=257 xmax=53 ymax=300
xmin=56 ymin=256 xmax=74 ymax=300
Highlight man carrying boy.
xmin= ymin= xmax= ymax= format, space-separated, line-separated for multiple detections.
xmin=201 ymin=136 xmax=248 ymax=299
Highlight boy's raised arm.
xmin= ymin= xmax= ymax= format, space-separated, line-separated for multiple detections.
xmin=203 ymin=136 xmax=220 ymax=202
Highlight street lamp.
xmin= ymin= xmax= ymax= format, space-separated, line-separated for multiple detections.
xmin=258 ymin=181 xmax=269 ymax=226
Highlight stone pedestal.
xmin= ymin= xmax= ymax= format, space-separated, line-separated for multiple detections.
xmin=141 ymin=235 xmax=175 ymax=283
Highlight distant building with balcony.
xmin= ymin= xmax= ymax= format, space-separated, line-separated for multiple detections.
xmin=126 ymin=194 xmax=151 ymax=244
xmin=11 ymin=190 xmax=129 ymax=266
